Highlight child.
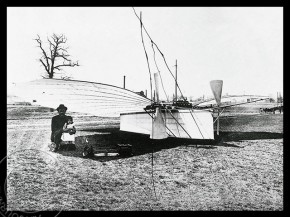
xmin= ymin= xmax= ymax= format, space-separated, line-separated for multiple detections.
xmin=61 ymin=117 xmax=76 ymax=150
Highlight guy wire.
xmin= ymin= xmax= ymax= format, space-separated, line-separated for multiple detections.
xmin=139 ymin=12 xmax=153 ymax=102
xmin=151 ymin=41 xmax=169 ymax=102
xmin=132 ymin=7 xmax=186 ymax=102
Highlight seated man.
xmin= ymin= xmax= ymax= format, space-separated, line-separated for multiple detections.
xmin=49 ymin=104 xmax=76 ymax=151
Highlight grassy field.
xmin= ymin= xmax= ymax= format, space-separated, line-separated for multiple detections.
xmin=6 ymin=105 xmax=283 ymax=211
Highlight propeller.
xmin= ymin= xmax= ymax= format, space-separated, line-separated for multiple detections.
xmin=210 ymin=80 xmax=223 ymax=136
xmin=210 ymin=80 xmax=223 ymax=106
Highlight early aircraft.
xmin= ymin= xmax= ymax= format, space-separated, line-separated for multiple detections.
xmin=11 ymin=9 xmax=270 ymax=143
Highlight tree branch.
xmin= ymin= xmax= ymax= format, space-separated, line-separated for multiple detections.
xmin=56 ymin=53 xmax=71 ymax=61
xmin=35 ymin=35 xmax=50 ymax=71
xmin=39 ymin=59 xmax=49 ymax=73
xmin=54 ymin=61 xmax=79 ymax=69
xmin=35 ymin=33 xmax=79 ymax=78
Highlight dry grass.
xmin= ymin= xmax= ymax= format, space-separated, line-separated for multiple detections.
xmin=6 ymin=105 xmax=283 ymax=211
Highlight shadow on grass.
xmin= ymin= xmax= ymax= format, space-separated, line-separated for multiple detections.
xmin=216 ymin=131 xmax=283 ymax=142
xmin=56 ymin=128 xmax=283 ymax=162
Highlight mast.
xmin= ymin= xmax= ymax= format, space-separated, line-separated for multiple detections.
xmin=217 ymin=110 xmax=220 ymax=136
xmin=175 ymin=59 xmax=177 ymax=102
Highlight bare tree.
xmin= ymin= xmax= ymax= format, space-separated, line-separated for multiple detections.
xmin=35 ymin=34 xmax=79 ymax=78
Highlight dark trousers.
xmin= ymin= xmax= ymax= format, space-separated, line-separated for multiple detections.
xmin=51 ymin=129 xmax=63 ymax=145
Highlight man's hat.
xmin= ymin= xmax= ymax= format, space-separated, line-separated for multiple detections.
xmin=56 ymin=104 xmax=67 ymax=111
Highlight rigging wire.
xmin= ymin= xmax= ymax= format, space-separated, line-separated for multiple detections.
xmin=151 ymin=143 xmax=158 ymax=200
xmin=165 ymin=108 xmax=192 ymax=139
xmin=139 ymin=12 xmax=153 ymax=102
xmin=132 ymin=7 xmax=270 ymax=203
xmin=132 ymin=7 xmax=186 ymax=102
xmin=137 ymin=10 xmax=157 ymax=201
xmin=143 ymin=109 xmax=175 ymax=137
xmin=151 ymin=41 xmax=170 ymax=102
xmin=191 ymin=110 xmax=211 ymax=139
xmin=189 ymin=110 xmax=205 ymax=139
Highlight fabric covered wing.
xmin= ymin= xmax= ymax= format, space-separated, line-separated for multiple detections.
xmin=12 ymin=78 xmax=152 ymax=117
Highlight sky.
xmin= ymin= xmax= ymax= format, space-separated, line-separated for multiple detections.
xmin=7 ymin=7 xmax=283 ymax=100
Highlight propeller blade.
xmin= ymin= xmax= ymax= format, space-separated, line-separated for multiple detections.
xmin=210 ymin=80 xmax=223 ymax=106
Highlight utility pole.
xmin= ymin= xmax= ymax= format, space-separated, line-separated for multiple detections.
xmin=123 ymin=76 xmax=126 ymax=89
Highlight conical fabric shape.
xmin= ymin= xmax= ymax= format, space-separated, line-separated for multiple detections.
xmin=154 ymin=73 xmax=160 ymax=103
xmin=210 ymin=80 xmax=223 ymax=106
xmin=150 ymin=107 xmax=168 ymax=139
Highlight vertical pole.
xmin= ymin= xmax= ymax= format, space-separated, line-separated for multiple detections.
xmin=175 ymin=60 xmax=177 ymax=102
xmin=145 ymin=90 xmax=147 ymax=97
xmin=217 ymin=110 xmax=220 ymax=136
xmin=123 ymin=76 xmax=126 ymax=89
